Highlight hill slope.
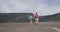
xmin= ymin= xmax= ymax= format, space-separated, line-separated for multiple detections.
xmin=0 ymin=13 xmax=60 ymax=23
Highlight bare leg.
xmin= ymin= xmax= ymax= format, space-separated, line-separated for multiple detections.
xmin=35 ymin=18 xmax=39 ymax=25
xmin=30 ymin=20 xmax=32 ymax=24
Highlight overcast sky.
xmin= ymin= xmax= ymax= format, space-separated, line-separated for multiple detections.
xmin=0 ymin=0 xmax=60 ymax=16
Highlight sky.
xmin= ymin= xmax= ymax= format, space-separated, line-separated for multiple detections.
xmin=0 ymin=0 xmax=60 ymax=16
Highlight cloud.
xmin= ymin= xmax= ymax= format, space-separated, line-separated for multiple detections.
xmin=36 ymin=3 xmax=60 ymax=16
xmin=0 ymin=0 xmax=60 ymax=16
xmin=42 ymin=0 xmax=60 ymax=6
xmin=0 ymin=0 xmax=30 ymax=13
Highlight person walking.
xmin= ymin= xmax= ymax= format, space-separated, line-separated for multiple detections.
xmin=28 ymin=15 xmax=33 ymax=24
xmin=34 ymin=12 xmax=39 ymax=25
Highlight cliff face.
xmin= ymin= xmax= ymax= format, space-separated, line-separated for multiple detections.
xmin=0 ymin=13 xmax=33 ymax=23
xmin=39 ymin=13 xmax=60 ymax=22
xmin=0 ymin=13 xmax=60 ymax=23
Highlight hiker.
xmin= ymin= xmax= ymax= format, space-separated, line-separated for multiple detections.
xmin=34 ymin=12 xmax=39 ymax=25
xmin=28 ymin=15 xmax=33 ymax=24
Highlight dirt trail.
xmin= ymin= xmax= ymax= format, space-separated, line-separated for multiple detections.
xmin=0 ymin=22 xmax=60 ymax=32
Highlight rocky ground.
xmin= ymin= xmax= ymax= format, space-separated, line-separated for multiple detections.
xmin=0 ymin=22 xmax=60 ymax=32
